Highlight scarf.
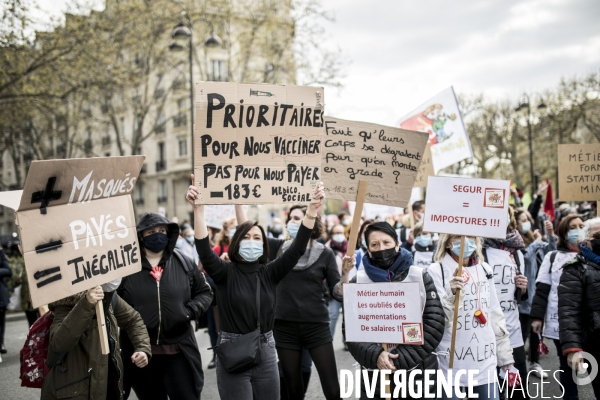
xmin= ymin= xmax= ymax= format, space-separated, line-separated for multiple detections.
xmin=282 ymin=239 xmax=325 ymax=271
xmin=362 ymin=249 xmax=412 ymax=282
xmin=580 ymin=244 xmax=600 ymax=265
xmin=484 ymin=229 xmax=525 ymax=254
xmin=329 ymin=239 xmax=348 ymax=257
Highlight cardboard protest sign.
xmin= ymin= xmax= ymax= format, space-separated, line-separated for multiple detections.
xmin=0 ymin=156 xmax=145 ymax=307
xmin=414 ymin=144 xmax=434 ymax=187
xmin=204 ymin=205 xmax=248 ymax=230
xmin=558 ymin=143 xmax=600 ymax=201
xmin=343 ymin=282 xmax=423 ymax=344
xmin=321 ymin=117 xmax=428 ymax=207
xmin=194 ymin=82 xmax=324 ymax=204
xmin=423 ymin=176 xmax=510 ymax=239
xmin=398 ymin=87 xmax=472 ymax=173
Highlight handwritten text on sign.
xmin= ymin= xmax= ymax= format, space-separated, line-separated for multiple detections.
xmin=558 ymin=143 xmax=600 ymax=201
xmin=321 ymin=117 xmax=428 ymax=207
xmin=194 ymin=82 xmax=324 ymax=204
xmin=343 ymin=282 xmax=423 ymax=344
xmin=423 ymin=176 xmax=510 ymax=239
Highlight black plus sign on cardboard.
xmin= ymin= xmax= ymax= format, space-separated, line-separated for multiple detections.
xmin=31 ymin=177 xmax=62 ymax=214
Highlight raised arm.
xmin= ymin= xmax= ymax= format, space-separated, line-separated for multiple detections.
xmin=187 ymin=175 xmax=229 ymax=283
xmin=268 ymin=183 xmax=325 ymax=283
xmin=235 ymin=204 xmax=247 ymax=224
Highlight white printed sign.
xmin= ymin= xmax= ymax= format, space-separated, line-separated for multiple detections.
xmin=423 ymin=176 xmax=510 ymax=239
xmin=343 ymin=282 xmax=423 ymax=344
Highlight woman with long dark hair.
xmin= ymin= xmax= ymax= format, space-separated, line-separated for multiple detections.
xmin=187 ymin=177 xmax=325 ymax=400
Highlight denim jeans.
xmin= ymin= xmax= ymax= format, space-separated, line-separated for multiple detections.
xmin=439 ymin=382 xmax=500 ymax=400
xmin=216 ymin=331 xmax=279 ymax=400
xmin=328 ymin=299 xmax=342 ymax=337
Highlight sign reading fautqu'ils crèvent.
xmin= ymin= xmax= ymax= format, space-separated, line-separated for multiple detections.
xmin=320 ymin=117 xmax=428 ymax=207
xmin=194 ymin=82 xmax=324 ymax=204
xmin=0 ymin=156 xmax=145 ymax=307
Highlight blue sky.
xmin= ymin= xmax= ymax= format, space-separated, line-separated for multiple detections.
xmin=37 ymin=0 xmax=600 ymax=126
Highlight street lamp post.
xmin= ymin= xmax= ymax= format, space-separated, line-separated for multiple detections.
xmin=515 ymin=93 xmax=547 ymax=194
xmin=169 ymin=12 xmax=222 ymax=173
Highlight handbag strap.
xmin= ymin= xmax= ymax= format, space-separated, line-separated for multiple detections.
xmin=255 ymin=274 xmax=261 ymax=330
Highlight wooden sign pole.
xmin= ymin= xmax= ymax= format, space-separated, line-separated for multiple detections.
xmin=96 ymin=302 xmax=110 ymax=355
xmin=347 ymin=180 xmax=369 ymax=251
xmin=448 ymin=235 xmax=466 ymax=369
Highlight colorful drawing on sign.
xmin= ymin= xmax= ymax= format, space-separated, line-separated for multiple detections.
xmin=397 ymin=87 xmax=473 ymax=173
xmin=484 ymin=189 xmax=506 ymax=208
xmin=402 ymin=323 xmax=423 ymax=344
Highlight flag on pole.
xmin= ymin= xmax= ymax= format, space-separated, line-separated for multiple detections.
xmin=397 ymin=87 xmax=473 ymax=173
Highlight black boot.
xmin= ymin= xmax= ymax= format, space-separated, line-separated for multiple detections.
xmin=208 ymin=353 xmax=216 ymax=369
xmin=0 ymin=344 xmax=6 ymax=354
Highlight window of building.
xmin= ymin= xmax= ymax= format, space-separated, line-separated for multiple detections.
xmin=178 ymin=138 xmax=187 ymax=157
xmin=209 ymin=60 xmax=227 ymax=82
xmin=158 ymin=179 xmax=167 ymax=203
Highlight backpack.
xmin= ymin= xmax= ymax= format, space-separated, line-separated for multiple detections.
xmin=172 ymin=248 xmax=197 ymax=291
xmin=19 ymin=294 xmax=118 ymax=388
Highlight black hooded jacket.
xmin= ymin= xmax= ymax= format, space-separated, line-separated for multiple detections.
xmin=118 ymin=212 xmax=213 ymax=397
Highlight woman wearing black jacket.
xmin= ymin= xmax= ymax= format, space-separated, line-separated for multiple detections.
xmin=187 ymin=177 xmax=325 ymax=400
xmin=119 ymin=212 xmax=213 ymax=400
xmin=275 ymin=204 xmax=342 ymax=400
xmin=336 ymin=222 xmax=445 ymax=399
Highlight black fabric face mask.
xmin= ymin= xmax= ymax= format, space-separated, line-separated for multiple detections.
xmin=590 ymin=239 xmax=600 ymax=255
xmin=143 ymin=233 xmax=169 ymax=253
xmin=370 ymin=248 xmax=399 ymax=269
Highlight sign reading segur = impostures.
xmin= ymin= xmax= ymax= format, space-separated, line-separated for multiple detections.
xmin=194 ymin=82 xmax=324 ymax=204
xmin=321 ymin=117 xmax=429 ymax=207
xmin=0 ymin=156 xmax=145 ymax=308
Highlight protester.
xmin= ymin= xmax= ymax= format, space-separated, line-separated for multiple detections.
xmin=268 ymin=217 xmax=284 ymax=239
xmin=325 ymin=223 xmax=347 ymax=339
xmin=276 ymin=205 xmax=342 ymax=400
xmin=354 ymin=219 xmax=374 ymax=272
xmin=428 ymin=234 xmax=514 ymax=399
xmin=0 ymin=246 xmax=11 ymax=354
xmin=558 ymin=217 xmax=600 ymax=398
xmin=482 ymin=207 xmax=529 ymax=398
xmin=41 ymin=285 xmax=151 ymax=400
xmin=336 ymin=222 xmax=445 ymax=399
xmin=213 ymin=217 xmax=237 ymax=257
xmin=406 ymin=221 xmax=436 ymax=268
xmin=119 ymin=212 xmax=213 ymax=400
xmin=530 ymin=214 xmax=584 ymax=400
xmin=187 ymin=177 xmax=325 ymax=400
xmin=514 ymin=208 xmax=557 ymax=379
xmin=178 ymin=227 xmax=199 ymax=264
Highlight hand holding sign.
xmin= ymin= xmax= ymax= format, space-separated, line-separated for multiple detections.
xmin=86 ymin=286 xmax=104 ymax=305
xmin=450 ymin=268 xmax=464 ymax=295
xmin=187 ymin=174 xmax=203 ymax=209
xmin=377 ymin=351 xmax=399 ymax=371
xmin=307 ymin=182 xmax=325 ymax=214
xmin=342 ymin=253 xmax=356 ymax=273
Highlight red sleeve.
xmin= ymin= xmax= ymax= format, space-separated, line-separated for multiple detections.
xmin=212 ymin=245 xmax=221 ymax=256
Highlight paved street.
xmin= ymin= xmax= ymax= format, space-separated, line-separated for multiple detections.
xmin=0 ymin=312 xmax=595 ymax=399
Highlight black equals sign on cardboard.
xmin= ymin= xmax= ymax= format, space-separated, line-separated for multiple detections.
xmin=34 ymin=266 xmax=62 ymax=288
xmin=462 ymin=202 xmax=469 ymax=208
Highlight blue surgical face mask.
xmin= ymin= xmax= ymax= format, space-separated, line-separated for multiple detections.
xmin=451 ymin=238 xmax=477 ymax=258
xmin=239 ymin=240 xmax=263 ymax=262
xmin=287 ymin=222 xmax=300 ymax=239
xmin=415 ymin=234 xmax=432 ymax=248
xmin=229 ymin=229 xmax=236 ymax=239
xmin=332 ymin=234 xmax=346 ymax=244
xmin=568 ymin=229 xmax=583 ymax=244
xmin=361 ymin=237 xmax=367 ymax=249
xmin=519 ymin=221 xmax=532 ymax=234
xmin=186 ymin=235 xmax=195 ymax=244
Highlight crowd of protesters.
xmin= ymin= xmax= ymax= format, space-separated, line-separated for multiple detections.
xmin=2 ymin=177 xmax=600 ymax=399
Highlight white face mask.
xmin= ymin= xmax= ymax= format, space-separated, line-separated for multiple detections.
xmin=101 ymin=278 xmax=122 ymax=292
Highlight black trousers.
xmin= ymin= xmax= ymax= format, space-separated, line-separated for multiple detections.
xmin=129 ymin=352 xmax=199 ymax=400
xmin=519 ymin=313 xmax=539 ymax=363
xmin=0 ymin=307 xmax=6 ymax=347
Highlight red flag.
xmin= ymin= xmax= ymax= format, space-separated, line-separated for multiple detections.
xmin=544 ymin=179 xmax=555 ymax=222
